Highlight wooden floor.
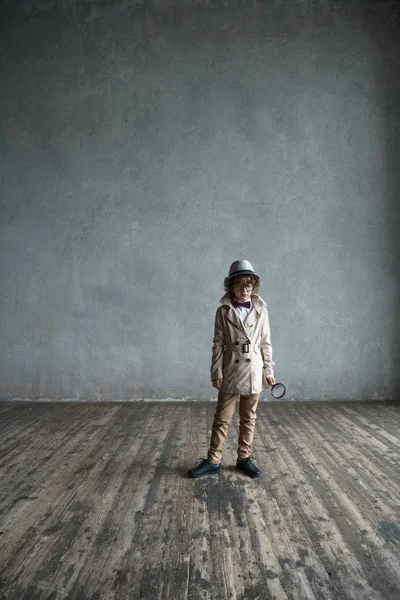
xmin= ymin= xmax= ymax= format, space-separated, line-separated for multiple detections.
xmin=0 ymin=401 xmax=399 ymax=600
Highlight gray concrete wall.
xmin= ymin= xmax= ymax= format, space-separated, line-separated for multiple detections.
xmin=1 ymin=0 xmax=399 ymax=401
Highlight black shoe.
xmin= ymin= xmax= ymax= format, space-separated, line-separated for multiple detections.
xmin=187 ymin=458 xmax=220 ymax=478
xmin=236 ymin=455 xmax=262 ymax=478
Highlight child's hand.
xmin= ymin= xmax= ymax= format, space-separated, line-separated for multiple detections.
xmin=212 ymin=378 xmax=223 ymax=389
xmin=266 ymin=376 xmax=276 ymax=387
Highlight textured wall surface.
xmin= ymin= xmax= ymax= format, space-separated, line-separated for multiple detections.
xmin=1 ymin=0 xmax=399 ymax=401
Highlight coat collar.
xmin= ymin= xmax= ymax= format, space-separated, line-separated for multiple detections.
xmin=219 ymin=293 xmax=266 ymax=337
xmin=219 ymin=293 xmax=267 ymax=315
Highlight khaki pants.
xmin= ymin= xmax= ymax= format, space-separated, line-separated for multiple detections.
xmin=207 ymin=391 xmax=260 ymax=464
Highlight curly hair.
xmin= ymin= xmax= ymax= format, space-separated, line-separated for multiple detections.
xmin=224 ymin=274 xmax=260 ymax=297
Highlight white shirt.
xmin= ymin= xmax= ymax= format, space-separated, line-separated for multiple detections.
xmin=233 ymin=299 xmax=252 ymax=324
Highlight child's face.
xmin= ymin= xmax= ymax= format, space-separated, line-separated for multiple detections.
xmin=233 ymin=276 xmax=254 ymax=301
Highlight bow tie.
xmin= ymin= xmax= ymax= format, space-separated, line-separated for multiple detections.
xmin=233 ymin=300 xmax=251 ymax=309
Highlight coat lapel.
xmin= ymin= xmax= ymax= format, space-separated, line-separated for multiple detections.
xmin=225 ymin=306 xmax=248 ymax=336
xmin=244 ymin=306 xmax=258 ymax=329
xmin=220 ymin=293 xmax=266 ymax=340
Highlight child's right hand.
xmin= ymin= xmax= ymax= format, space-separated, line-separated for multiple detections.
xmin=212 ymin=378 xmax=223 ymax=389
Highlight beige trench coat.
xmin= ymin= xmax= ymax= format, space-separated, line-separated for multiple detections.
xmin=210 ymin=293 xmax=275 ymax=395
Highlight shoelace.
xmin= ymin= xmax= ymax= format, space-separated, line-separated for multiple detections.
xmin=196 ymin=457 xmax=209 ymax=465
xmin=239 ymin=455 xmax=256 ymax=463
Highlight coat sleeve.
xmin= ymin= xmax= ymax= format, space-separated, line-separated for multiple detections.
xmin=260 ymin=309 xmax=275 ymax=377
xmin=210 ymin=308 xmax=226 ymax=381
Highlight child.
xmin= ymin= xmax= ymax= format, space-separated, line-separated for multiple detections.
xmin=188 ymin=260 xmax=275 ymax=479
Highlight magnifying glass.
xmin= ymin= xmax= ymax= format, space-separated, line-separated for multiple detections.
xmin=270 ymin=383 xmax=286 ymax=399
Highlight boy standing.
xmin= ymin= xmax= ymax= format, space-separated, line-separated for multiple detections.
xmin=188 ymin=260 xmax=275 ymax=479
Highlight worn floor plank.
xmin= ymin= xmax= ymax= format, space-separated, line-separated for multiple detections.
xmin=275 ymin=404 xmax=400 ymax=600
xmin=0 ymin=400 xmax=399 ymax=600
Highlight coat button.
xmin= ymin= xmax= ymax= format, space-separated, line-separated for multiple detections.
xmin=246 ymin=358 xmax=251 ymax=363
xmin=234 ymin=359 xmax=239 ymax=363
xmin=235 ymin=341 xmax=239 ymax=345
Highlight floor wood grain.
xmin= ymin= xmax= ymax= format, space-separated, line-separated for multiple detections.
xmin=0 ymin=400 xmax=399 ymax=600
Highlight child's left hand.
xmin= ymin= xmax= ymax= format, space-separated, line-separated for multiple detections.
xmin=267 ymin=376 xmax=276 ymax=387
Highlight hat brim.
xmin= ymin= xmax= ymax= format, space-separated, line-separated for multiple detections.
xmin=229 ymin=270 xmax=258 ymax=278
